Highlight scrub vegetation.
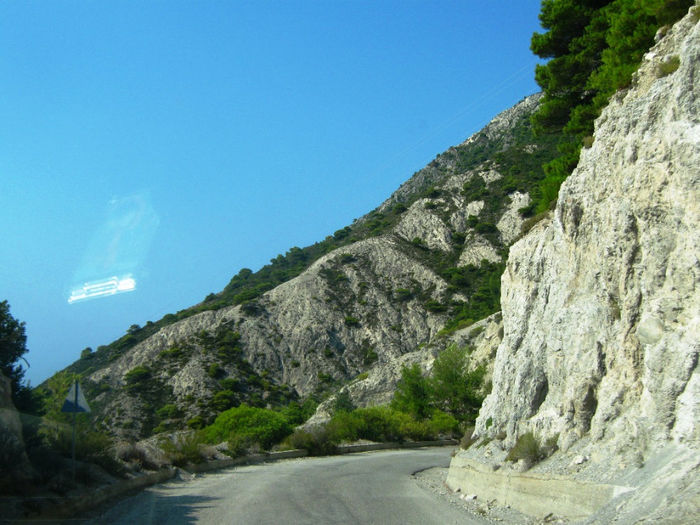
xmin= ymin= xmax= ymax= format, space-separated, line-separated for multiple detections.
xmin=283 ymin=344 xmax=484 ymax=455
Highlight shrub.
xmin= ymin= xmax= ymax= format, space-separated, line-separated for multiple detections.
xmin=424 ymin=300 xmax=446 ymax=313
xmin=326 ymin=410 xmax=363 ymax=442
xmin=426 ymin=410 xmax=460 ymax=437
xmin=350 ymin=406 xmax=406 ymax=442
xmin=116 ymin=442 xmax=160 ymax=471
xmin=159 ymin=432 xmax=207 ymax=467
xmin=219 ymin=378 xmax=240 ymax=391
xmin=187 ymin=415 xmax=205 ymax=430
xmin=332 ymin=390 xmax=355 ymax=415
xmin=395 ymin=288 xmax=413 ymax=301
xmin=278 ymin=399 xmax=317 ymax=426
xmin=286 ymin=427 xmax=338 ymax=456
xmin=207 ymin=363 xmax=224 ymax=379
xmin=210 ymin=390 xmax=237 ymax=412
xmin=505 ymin=432 xmax=543 ymax=464
xmin=39 ymin=419 xmax=122 ymax=475
xmin=411 ymin=237 xmax=426 ymax=249
xmin=430 ymin=344 xmax=484 ymax=421
xmin=124 ymin=366 xmax=151 ymax=388
xmin=362 ymin=347 xmax=378 ymax=365
xmin=203 ymin=405 xmax=292 ymax=450
xmin=344 ymin=316 xmax=360 ymax=327
xmin=451 ymin=231 xmax=466 ymax=245
xmin=156 ymin=404 xmax=181 ymax=419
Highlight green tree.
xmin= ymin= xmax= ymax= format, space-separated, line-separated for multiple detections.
xmin=530 ymin=0 xmax=693 ymax=212
xmin=0 ymin=300 xmax=33 ymax=410
xmin=430 ymin=344 xmax=485 ymax=421
xmin=332 ymin=390 xmax=355 ymax=415
xmin=391 ymin=364 xmax=431 ymax=419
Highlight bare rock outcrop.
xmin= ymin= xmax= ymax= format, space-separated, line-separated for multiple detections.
xmin=450 ymin=8 xmax=699 ymax=522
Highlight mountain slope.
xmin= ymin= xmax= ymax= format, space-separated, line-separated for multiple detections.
xmin=48 ymin=92 xmax=562 ymax=440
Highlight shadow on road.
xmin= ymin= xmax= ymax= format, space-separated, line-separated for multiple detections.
xmin=86 ymin=487 xmax=220 ymax=525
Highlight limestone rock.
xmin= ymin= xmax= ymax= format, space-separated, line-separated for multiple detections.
xmin=496 ymin=191 xmax=529 ymax=245
xmin=394 ymin=198 xmax=453 ymax=251
xmin=458 ymin=233 xmax=501 ymax=267
xmin=452 ymin=9 xmax=700 ymax=523
xmin=477 ymin=7 xmax=699 ymax=456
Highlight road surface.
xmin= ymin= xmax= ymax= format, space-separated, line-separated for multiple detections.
xmin=87 ymin=447 xmax=485 ymax=524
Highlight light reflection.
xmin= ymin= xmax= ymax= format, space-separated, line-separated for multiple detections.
xmin=68 ymin=275 xmax=137 ymax=304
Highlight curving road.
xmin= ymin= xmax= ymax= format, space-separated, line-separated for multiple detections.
xmin=87 ymin=447 xmax=484 ymax=524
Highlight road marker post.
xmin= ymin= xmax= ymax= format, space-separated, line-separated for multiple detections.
xmin=61 ymin=381 xmax=91 ymax=484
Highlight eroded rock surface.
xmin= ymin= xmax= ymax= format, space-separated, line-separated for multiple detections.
xmin=451 ymin=9 xmax=699 ymax=523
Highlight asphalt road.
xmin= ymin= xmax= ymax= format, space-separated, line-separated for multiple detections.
xmin=87 ymin=447 xmax=485 ymax=524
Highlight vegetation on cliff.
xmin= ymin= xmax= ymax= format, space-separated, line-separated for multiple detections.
xmin=531 ymin=0 xmax=694 ymax=212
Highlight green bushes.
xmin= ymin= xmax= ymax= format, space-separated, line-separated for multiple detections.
xmin=430 ymin=345 xmax=485 ymax=420
xmin=159 ymin=432 xmax=209 ymax=467
xmin=285 ymin=406 xmax=459 ymax=455
xmin=203 ymin=405 xmax=292 ymax=452
xmin=285 ymin=426 xmax=338 ymax=456
xmin=124 ymin=366 xmax=151 ymax=389
xmin=392 ymin=345 xmax=485 ymax=423
xmin=39 ymin=419 xmax=121 ymax=474
xmin=392 ymin=364 xmax=432 ymax=419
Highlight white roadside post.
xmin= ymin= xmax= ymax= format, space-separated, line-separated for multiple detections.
xmin=61 ymin=381 xmax=91 ymax=484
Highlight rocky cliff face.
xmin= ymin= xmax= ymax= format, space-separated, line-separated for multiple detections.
xmin=452 ymin=9 xmax=699 ymax=522
xmin=72 ymin=92 xmax=554 ymax=440
xmin=0 ymin=373 xmax=32 ymax=484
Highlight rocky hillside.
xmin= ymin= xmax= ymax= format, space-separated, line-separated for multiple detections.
xmin=48 ymin=91 xmax=562 ymax=440
xmin=448 ymin=8 xmax=699 ymax=523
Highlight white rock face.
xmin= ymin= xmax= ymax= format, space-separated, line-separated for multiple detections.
xmin=395 ymin=198 xmax=453 ymax=251
xmin=458 ymin=233 xmax=501 ymax=267
xmin=496 ymin=191 xmax=529 ymax=245
xmin=458 ymin=10 xmax=699 ymax=522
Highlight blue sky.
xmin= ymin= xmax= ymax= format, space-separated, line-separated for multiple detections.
xmin=0 ymin=1 xmax=543 ymax=385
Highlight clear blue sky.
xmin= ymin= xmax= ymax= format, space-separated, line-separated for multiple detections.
xmin=0 ymin=1 xmax=543 ymax=385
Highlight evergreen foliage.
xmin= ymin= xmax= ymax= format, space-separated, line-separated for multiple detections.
xmin=391 ymin=345 xmax=485 ymax=423
xmin=531 ymin=0 xmax=693 ymax=212
xmin=0 ymin=300 xmax=33 ymax=410
xmin=391 ymin=364 xmax=432 ymax=419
